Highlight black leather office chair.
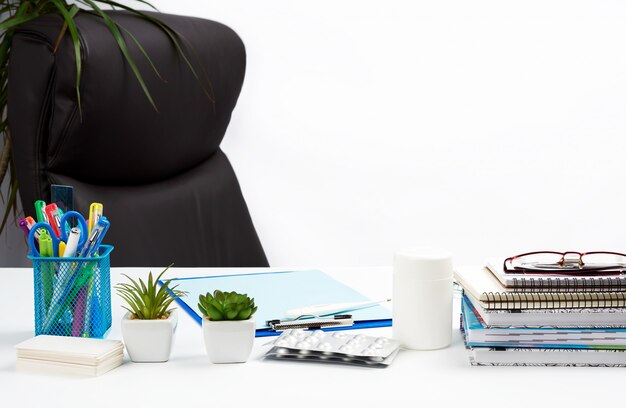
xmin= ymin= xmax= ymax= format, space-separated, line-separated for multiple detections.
xmin=8 ymin=11 xmax=268 ymax=267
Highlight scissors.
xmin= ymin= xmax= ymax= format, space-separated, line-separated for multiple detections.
xmin=28 ymin=210 xmax=88 ymax=257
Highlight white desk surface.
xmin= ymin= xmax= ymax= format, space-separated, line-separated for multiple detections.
xmin=1 ymin=266 xmax=624 ymax=407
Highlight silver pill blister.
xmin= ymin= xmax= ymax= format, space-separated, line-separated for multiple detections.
xmin=265 ymin=329 xmax=401 ymax=368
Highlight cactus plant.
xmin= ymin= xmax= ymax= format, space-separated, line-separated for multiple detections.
xmin=198 ymin=290 xmax=257 ymax=321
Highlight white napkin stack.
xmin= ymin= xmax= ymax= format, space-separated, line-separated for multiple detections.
xmin=15 ymin=335 xmax=124 ymax=376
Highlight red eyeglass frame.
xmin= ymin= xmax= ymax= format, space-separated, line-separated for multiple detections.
xmin=503 ymin=251 xmax=626 ymax=275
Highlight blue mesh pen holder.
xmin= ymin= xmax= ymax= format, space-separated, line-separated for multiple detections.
xmin=28 ymin=245 xmax=114 ymax=338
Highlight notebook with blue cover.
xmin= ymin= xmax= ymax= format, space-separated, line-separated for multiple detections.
xmin=462 ymin=296 xmax=626 ymax=349
xmin=164 ymin=270 xmax=392 ymax=337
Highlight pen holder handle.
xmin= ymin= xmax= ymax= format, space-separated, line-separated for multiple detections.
xmin=29 ymin=245 xmax=114 ymax=338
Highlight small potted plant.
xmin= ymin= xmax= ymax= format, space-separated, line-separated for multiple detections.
xmin=115 ymin=265 xmax=187 ymax=363
xmin=198 ymin=290 xmax=257 ymax=363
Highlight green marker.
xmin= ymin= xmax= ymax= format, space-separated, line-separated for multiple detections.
xmin=34 ymin=200 xmax=48 ymax=223
xmin=39 ymin=231 xmax=54 ymax=313
xmin=34 ymin=200 xmax=50 ymax=240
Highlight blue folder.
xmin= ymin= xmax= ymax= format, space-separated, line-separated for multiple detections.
xmin=163 ymin=269 xmax=392 ymax=337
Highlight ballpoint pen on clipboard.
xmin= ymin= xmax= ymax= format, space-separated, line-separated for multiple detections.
xmin=267 ymin=315 xmax=355 ymax=332
xmin=283 ymin=299 xmax=391 ymax=319
xmin=267 ymin=299 xmax=392 ymax=332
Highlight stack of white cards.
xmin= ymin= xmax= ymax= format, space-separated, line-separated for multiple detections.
xmin=15 ymin=335 xmax=124 ymax=376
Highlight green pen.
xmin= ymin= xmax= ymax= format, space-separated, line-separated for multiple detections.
xmin=34 ymin=200 xmax=50 ymax=239
xmin=34 ymin=200 xmax=48 ymax=223
xmin=39 ymin=231 xmax=54 ymax=313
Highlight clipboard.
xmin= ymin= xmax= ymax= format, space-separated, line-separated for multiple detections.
xmin=163 ymin=270 xmax=392 ymax=337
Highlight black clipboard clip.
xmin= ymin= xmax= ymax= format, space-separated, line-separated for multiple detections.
xmin=266 ymin=314 xmax=354 ymax=332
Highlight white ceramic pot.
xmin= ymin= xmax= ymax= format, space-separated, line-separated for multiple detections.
xmin=121 ymin=310 xmax=178 ymax=362
xmin=202 ymin=318 xmax=255 ymax=363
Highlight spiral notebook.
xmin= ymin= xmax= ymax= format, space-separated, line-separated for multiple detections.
xmin=486 ymin=258 xmax=626 ymax=292
xmin=461 ymin=296 xmax=626 ymax=348
xmin=463 ymin=290 xmax=626 ymax=328
xmin=454 ymin=266 xmax=626 ymax=310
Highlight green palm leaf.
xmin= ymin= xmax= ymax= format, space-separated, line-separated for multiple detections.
xmin=49 ymin=1 xmax=82 ymax=110
xmin=79 ymin=0 xmax=158 ymax=110
xmin=0 ymin=0 xmax=207 ymax=235
xmin=86 ymin=0 xmax=215 ymax=104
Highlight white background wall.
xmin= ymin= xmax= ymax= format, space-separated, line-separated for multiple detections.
xmin=3 ymin=0 xmax=626 ymax=267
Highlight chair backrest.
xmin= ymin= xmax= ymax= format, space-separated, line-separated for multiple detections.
xmin=9 ymin=11 xmax=268 ymax=267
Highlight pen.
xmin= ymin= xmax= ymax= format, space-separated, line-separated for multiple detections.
xmin=59 ymin=225 xmax=82 ymax=333
xmin=50 ymin=227 xmax=81 ymax=322
xmin=39 ymin=231 xmax=54 ymax=313
xmin=18 ymin=217 xmax=31 ymax=237
xmin=75 ymin=217 xmax=109 ymax=335
xmin=77 ymin=217 xmax=110 ymax=258
xmin=62 ymin=227 xmax=81 ymax=258
xmin=34 ymin=200 xmax=50 ymax=240
xmin=19 ymin=217 xmax=38 ymax=248
xmin=50 ymin=257 xmax=86 ymax=332
xmin=267 ymin=315 xmax=355 ymax=331
xmin=284 ymin=299 xmax=392 ymax=319
xmin=34 ymin=200 xmax=48 ymax=224
xmin=44 ymin=203 xmax=63 ymax=238
xmin=87 ymin=203 xmax=103 ymax=234
xmin=74 ymin=256 xmax=100 ymax=337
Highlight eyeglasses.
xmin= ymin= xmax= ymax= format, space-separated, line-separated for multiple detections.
xmin=503 ymin=251 xmax=626 ymax=275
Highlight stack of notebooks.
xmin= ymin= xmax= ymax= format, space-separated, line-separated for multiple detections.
xmin=455 ymin=260 xmax=626 ymax=367
xmin=15 ymin=335 xmax=124 ymax=376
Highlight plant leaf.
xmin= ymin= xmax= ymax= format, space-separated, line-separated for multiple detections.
xmin=224 ymin=307 xmax=238 ymax=320
xmin=89 ymin=0 xmax=215 ymax=104
xmin=120 ymin=25 xmax=165 ymax=82
xmin=0 ymin=14 xmax=40 ymax=31
xmin=78 ymin=0 xmax=158 ymax=110
xmin=214 ymin=290 xmax=225 ymax=304
xmin=50 ymin=0 xmax=83 ymax=113
xmin=237 ymin=308 xmax=251 ymax=320
xmin=206 ymin=304 xmax=224 ymax=320
xmin=94 ymin=0 xmax=159 ymax=12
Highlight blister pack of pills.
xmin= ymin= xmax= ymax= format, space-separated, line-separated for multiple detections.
xmin=264 ymin=329 xmax=401 ymax=368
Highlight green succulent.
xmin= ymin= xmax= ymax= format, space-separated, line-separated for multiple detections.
xmin=198 ymin=290 xmax=257 ymax=321
xmin=115 ymin=264 xmax=187 ymax=320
